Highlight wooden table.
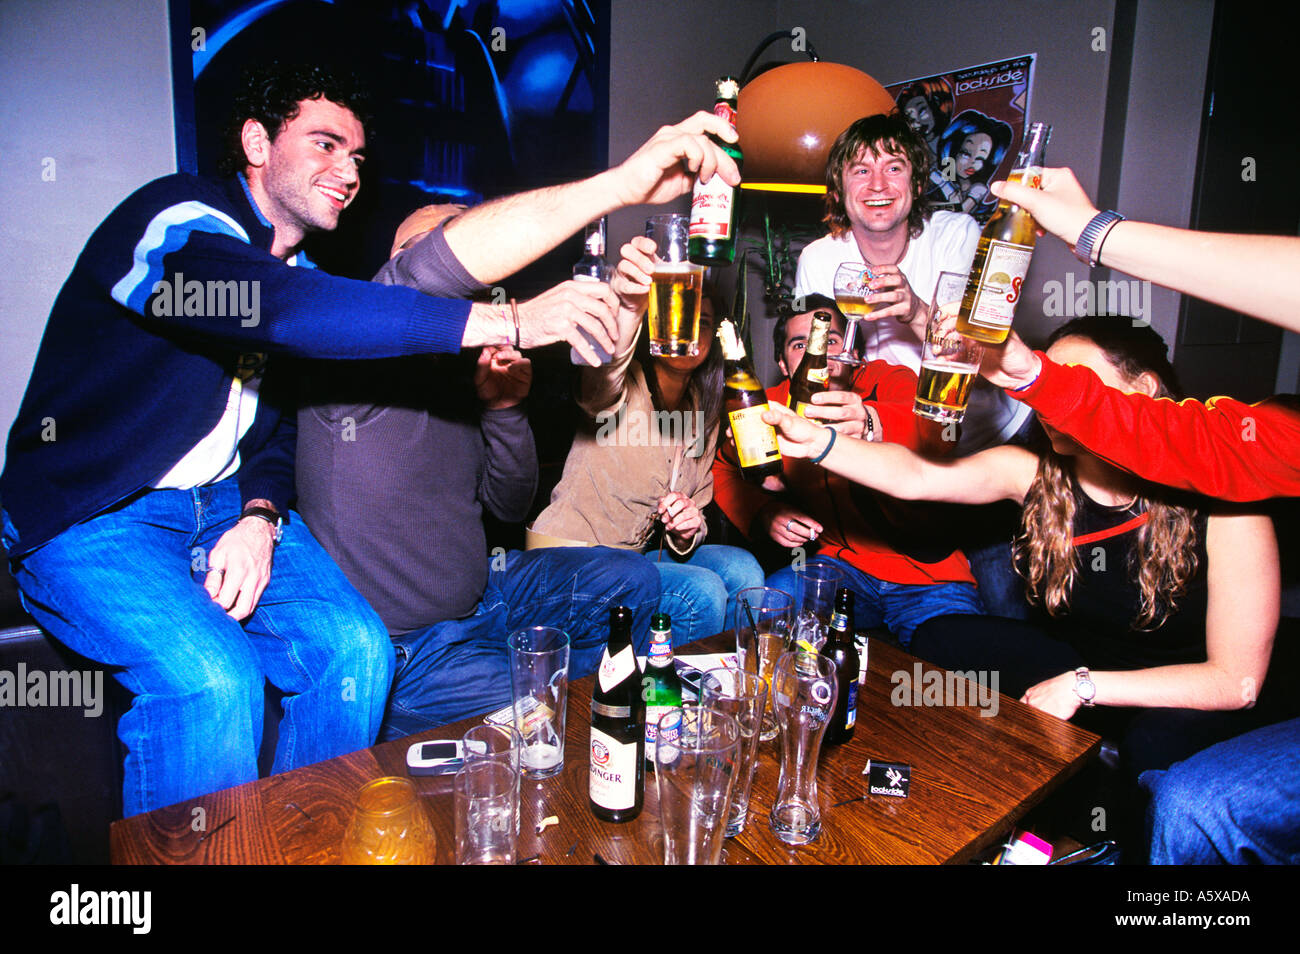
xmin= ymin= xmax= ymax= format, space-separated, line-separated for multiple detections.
xmin=111 ymin=637 xmax=1099 ymax=865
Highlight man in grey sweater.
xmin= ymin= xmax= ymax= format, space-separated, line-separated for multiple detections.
xmin=297 ymin=113 xmax=740 ymax=737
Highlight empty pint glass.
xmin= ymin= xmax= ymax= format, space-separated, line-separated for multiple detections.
xmin=507 ymin=627 xmax=569 ymax=779
xmin=654 ymin=705 xmax=741 ymax=864
xmin=700 ymin=668 xmax=767 ymax=836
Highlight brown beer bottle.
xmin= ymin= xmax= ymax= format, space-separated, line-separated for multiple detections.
xmin=955 ymin=121 xmax=1051 ymax=344
xmin=718 ymin=318 xmax=782 ymax=481
xmin=787 ymin=310 xmax=832 ymax=417
xmin=819 ymin=587 xmax=859 ymax=745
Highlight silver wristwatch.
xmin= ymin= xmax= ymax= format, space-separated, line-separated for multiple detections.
xmin=1073 ymin=210 xmax=1125 ymax=267
xmin=1073 ymin=667 xmax=1097 ymax=707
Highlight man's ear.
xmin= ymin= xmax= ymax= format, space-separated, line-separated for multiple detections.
xmin=1136 ymin=370 xmax=1161 ymax=397
xmin=241 ymin=119 xmax=271 ymax=170
xmin=777 ymin=358 xmax=789 ymax=378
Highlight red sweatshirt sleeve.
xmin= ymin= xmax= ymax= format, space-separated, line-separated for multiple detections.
xmin=858 ymin=361 xmax=954 ymax=456
xmin=1013 ymin=352 xmax=1300 ymax=501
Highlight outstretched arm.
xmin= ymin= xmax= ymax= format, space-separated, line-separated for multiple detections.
xmin=981 ymin=334 xmax=1300 ymax=502
xmin=443 ymin=112 xmax=740 ymax=284
xmin=761 ymin=402 xmax=1037 ymax=505
xmin=993 ymin=167 xmax=1300 ymax=332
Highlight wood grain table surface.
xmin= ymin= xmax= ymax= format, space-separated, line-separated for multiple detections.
xmin=111 ymin=636 xmax=1099 ymax=865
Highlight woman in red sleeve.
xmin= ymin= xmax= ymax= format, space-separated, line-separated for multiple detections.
xmin=764 ymin=316 xmax=1279 ymax=790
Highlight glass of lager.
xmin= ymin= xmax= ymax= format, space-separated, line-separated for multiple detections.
xmin=915 ymin=271 xmax=984 ymax=424
xmin=831 ymin=262 xmax=877 ymax=366
xmin=645 ymin=213 xmax=705 ymax=356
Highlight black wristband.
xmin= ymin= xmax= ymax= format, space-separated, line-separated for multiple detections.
xmin=240 ymin=506 xmax=283 ymax=545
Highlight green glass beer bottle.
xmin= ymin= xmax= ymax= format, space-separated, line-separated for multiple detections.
xmin=642 ymin=613 xmax=683 ymax=768
xmin=688 ymin=75 xmax=743 ymax=266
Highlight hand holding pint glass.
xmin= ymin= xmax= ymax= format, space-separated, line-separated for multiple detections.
xmin=645 ymin=213 xmax=704 ymax=356
xmin=914 ymin=271 xmax=984 ymax=424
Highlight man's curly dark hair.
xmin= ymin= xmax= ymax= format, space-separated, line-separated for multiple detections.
xmin=219 ymin=62 xmax=373 ymax=176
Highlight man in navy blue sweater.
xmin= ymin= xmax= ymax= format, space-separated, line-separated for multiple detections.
xmin=1 ymin=63 xmax=740 ymax=815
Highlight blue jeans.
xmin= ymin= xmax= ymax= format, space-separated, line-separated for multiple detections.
xmin=655 ymin=544 xmax=765 ymax=644
xmin=766 ymin=555 xmax=984 ymax=646
xmin=1143 ymin=717 xmax=1300 ymax=864
xmin=3 ymin=480 xmax=394 ymax=817
xmin=381 ymin=546 xmax=659 ymax=740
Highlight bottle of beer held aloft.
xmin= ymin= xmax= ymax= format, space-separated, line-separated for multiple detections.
xmin=787 ymin=310 xmax=833 ymax=417
xmin=955 ymin=121 xmax=1051 ymax=344
xmin=688 ymin=75 xmax=743 ymax=266
xmin=718 ymin=318 xmax=782 ymax=482
xmin=590 ymin=605 xmax=645 ymax=822
xmin=642 ymin=613 xmax=683 ymax=769
xmin=819 ymin=587 xmax=859 ymax=745
xmin=570 ymin=218 xmax=612 ymax=365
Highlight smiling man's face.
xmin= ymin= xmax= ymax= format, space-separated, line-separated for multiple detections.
xmin=840 ymin=144 xmax=914 ymax=240
xmin=245 ymin=96 xmax=366 ymax=256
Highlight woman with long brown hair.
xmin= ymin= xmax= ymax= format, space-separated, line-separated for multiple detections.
xmin=761 ymin=315 xmax=1278 ymax=790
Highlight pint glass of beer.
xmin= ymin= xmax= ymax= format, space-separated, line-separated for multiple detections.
xmin=915 ymin=271 xmax=984 ymax=424
xmin=645 ymin=213 xmax=704 ymax=356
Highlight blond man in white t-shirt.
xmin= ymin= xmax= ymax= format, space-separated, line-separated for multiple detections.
xmin=794 ymin=113 xmax=1031 ymax=454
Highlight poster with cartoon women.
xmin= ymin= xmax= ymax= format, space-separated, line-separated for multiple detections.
xmin=889 ymin=55 xmax=1035 ymax=224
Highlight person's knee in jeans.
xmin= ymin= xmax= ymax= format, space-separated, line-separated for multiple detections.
xmin=657 ymin=565 xmax=728 ymax=644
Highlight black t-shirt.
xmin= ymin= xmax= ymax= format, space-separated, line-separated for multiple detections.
xmin=1056 ymin=480 xmax=1209 ymax=671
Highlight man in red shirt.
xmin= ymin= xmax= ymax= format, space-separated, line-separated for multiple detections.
xmin=712 ymin=298 xmax=982 ymax=645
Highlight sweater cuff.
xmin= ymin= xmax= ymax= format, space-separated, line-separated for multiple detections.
xmin=401 ymin=295 xmax=472 ymax=356
xmin=1005 ymin=352 xmax=1082 ymax=421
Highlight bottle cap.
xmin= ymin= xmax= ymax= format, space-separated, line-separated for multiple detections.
xmin=651 ymin=613 xmax=671 ymax=631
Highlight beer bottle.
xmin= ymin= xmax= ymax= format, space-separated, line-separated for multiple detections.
xmin=718 ymin=318 xmax=782 ymax=482
xmin=955 ymin=121 xmax=1051 ymax=344
xmin=570 ymin=217 xmax=612 ymax=365
xmin=819 ymin=587 xmax=859 ymax=745
xmin=590 ymin=605 xmax=645 ymax=822
xmin=642 ymin=613 xmax=683 ymax=769
xmin=688 ymin=75 xmax=743 ymax=266
xmin=787 ymin=310 xmax=833 ymax=417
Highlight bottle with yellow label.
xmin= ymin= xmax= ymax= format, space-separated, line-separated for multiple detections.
xmin=954 ymin=121 xmax=1051 ymax=344
xmin=787 ymin=310 xmax=832 ymax=417
xmin=718 ymin=318 xmax=782 ymax=481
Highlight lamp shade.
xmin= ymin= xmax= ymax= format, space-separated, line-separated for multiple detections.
xmin=737 ymin=62 xmax=896 ymax=192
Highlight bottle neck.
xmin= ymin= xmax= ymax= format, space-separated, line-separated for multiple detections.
xmin=582 ymin=220 xmax=606 ymax=258
xmin=805 ymin=317 xmax=831 ymax=358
